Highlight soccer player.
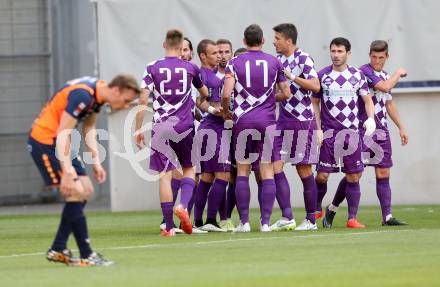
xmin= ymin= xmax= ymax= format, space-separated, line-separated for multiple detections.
xmin=28 ymin=75 xmax=141 ymax=266
xmin=323 ymin=40 xmax=408 ymax=227
xmin=135 ymin=29 xmax=212 ymax=237
xmin=216 ymin=39 xmax=233 ymax=76
xmin=159 ymin=37 xmax=197 ymax=234
xmin=312 ymin=37 xmax=376 ymax=228
xmin=222 ymin=24 xmax=291 ymax=232
xmin=270 ymin=23 xmax=321 ymax=231
xmin=214 ymin=38 xmax=236 ymax=231
xmin=192 ymin=39 xmax=231 ymax=232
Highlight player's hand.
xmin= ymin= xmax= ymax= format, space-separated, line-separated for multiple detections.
xmin=363 ymin=117 xmax=376 ymax=137
xmin=60 ymin=172 xmax=78 ymax=197
xmin=93 ymin=164 xmax=107 ymax=184
xmin=400 ymin=128 xmax=409 ymax=146
xmin=316 ymin=129 xmax=324 ymax=146
xmin=135 ymin=133 xmax=146 ymax=149
xmin=213 ymin=106 xmax=223 ymax=117
xmin=223 ymin=110 xmax=233 ymax=121
xmin=397 ymin=68 xmax=407 ymax=78
xmin=283 ymin=68 xmax=293 ymax=81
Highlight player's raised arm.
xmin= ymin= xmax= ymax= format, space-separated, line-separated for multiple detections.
xmin=366 ymin=41 xmax=407 ymax=93
xmin=386 ymin=100 xmax=408 ymax=145
xmin=284 ymin=69 xmax=320 ymax=93
xmin=373 ymin=68 xmax=407 ymax=93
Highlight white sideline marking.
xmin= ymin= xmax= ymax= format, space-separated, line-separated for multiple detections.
xmin=0 ymin=229 xmax=416 ymax=259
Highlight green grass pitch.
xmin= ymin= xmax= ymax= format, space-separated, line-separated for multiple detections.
xmin=0 ymin=205 xmax=439 ymax=287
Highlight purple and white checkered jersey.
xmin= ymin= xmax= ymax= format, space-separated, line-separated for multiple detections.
xmin=225 ymin=50 xmax=286 ymax=123
xmin=313 ymin=65 xmax=370 ymax=130
xmin=141 ymin=56 xmax=203 ymax=126
xmin=278 ymin=48 xmax=318 ymax=121
xmin=200 ymin=67 xmax=223 ymax=103
xmin=359 ymin=64 xmax=392 ymax=128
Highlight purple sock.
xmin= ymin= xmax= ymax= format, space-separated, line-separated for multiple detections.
xmin=171 ymin=178 xmax=181 ymax=205
xmin=274 ymin=172 xmax=293 ymax=220
xmin=207 ymin=179 xmax=228 ymax=221
xmin=187 ymin=185 xmax=196 ymax=217
xmin=161 ymin=202 xmax=174 ymax=231
xmin=301 ymin=175 xmax=317 ymax=224
xmin=218 ymin=189 xmax=227 ymax=221
xmin=345 ymin=181 xmax=361 ymax=219
xmin=226 ymin=183 xmax=236 ymax=218
xmin=260 ymin=179 xmax=277 ymax=225
xmin=235 ymin=176 xmax=251 ymax=224
xmin=332 ymin=177 xmax=347 ymax=207
xmin=316 ymin=181 xmax=327 ymax=211
xmin=257 ymin=181 xmax=262 ymax=217
xmin=194 ymin=180 xmax=212 ymax=221
xmin=376 ymin=177 xmax=392 ymax=221
xmin=180 ymin=177 xmax=195 ymax=209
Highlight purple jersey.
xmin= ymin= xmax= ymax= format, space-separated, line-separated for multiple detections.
xmin=200 ymin=67 xmax=223 ymax=103
xmin=278 ymin=48 xmax=318 ymax=121
xmin=141 ymin=56 xmax=203 ymax=126
xmin=313 ymin=65 xmax=370 ymax=130
xmin=359 ymin=64 xmax=392 ymax=128
xmin=225 ymin=50 xmax=286 ymax=123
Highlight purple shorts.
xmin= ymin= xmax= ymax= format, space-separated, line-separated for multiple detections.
xmin=273 ymin=119 xmax=318 ymax=165
xmin=232 ymin=121 xmax=277 ymax=165
xmin=149 ymin=124 xmax=195 ymax=173
xmin=361 ymin=128 xmax=393 ymax=168
xmin=195 ymin=115 xmax=231 ymax=174
xmin=317 ymin=129 xmax=364 ymax=174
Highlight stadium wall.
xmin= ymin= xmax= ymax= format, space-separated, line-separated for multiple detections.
xmin=97 ymin=0 xmax=440 ymax=211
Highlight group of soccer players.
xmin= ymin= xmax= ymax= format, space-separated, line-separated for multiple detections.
xmin=28 ymin=22 xmax=408 ymax=266
xmin=135 ymin=23 xmax=409 ymax=237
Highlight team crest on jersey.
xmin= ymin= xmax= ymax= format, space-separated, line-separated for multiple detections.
xmin=73 ymin=102 xmax=87 ymax=117
xmin=323 ymin=76 xmax=333 ymax=87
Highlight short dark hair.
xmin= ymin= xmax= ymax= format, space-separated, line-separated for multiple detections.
xmin=273 ymin=23 xmax=298 ymax=44
xmin=244 ymin=24 xmax=263 ymax=47
xmin=108 ymin=74 xmax=141 ymax=94
xmin=197 ymin=39 xmax=216 ymax=57
xmin=184 ymin=37 xmax=193 ymax=51
xmin=216 ymin=39 xmax=233 ymax=51
xmin=330 ymin=37 xmax=351 ymax=52
xmin=234 ymin=47 xmax=247 ymax=56
xmin=165 ymin=29 xmax=183 ymax=48
xmin=370 ymin=40 xmax=388 ymax=54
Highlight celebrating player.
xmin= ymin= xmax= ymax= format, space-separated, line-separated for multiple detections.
xmin=135 ymin=29 xmax=211 ymax=237
xmin=192 ymin=39 xmax=230 ymax=232
xmin=222 ymin=24 xmax=290 ymax=232
xmin=323 ymin=40 xmax=409 ymax=227
xmin=312 ymin=37 xmax=376 ymax=228
xmin=271 ymin=23 xmax=321 ymax=231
